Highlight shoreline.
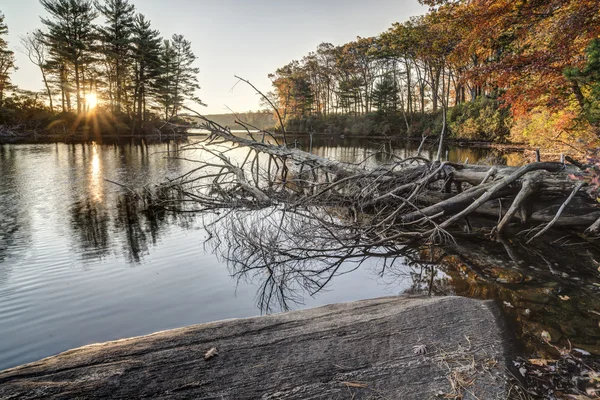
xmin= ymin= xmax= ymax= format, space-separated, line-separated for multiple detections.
xmin=0 ymin=129 xmax=529 ymax=152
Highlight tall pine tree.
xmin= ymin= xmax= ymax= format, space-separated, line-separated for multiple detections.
xmin=95 ymin=0 xmax=135 ymax=114
xmin=155 ymin=34 xmax=201 ymax=120
xmin=131 ymin=13 xmax=161 ymax=128
xmin=40 ymin=0 xmax=97 ymax=113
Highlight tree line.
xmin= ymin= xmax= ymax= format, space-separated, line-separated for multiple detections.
xmin=268 ymin=0 xmax=600 ymax=146
xmin=0 ymin=0 xmax=201 ymax=133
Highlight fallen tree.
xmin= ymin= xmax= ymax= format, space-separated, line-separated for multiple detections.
xmin=150 ymin=116 xmax=600 ymax=246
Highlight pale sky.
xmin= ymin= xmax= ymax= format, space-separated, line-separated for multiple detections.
xmin=1 ymin=0 xmax=426 ymax=114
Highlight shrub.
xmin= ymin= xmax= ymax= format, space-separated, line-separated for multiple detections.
xmin=448 ymin=97 xmax=511 ymax=141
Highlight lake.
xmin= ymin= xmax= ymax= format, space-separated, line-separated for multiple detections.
xmin=0 ymin=137 xmax=515 ymax=371
xmin=2 ymin=136 xmax=597 ymax=374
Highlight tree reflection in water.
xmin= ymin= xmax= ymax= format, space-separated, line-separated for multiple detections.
xmin=69 ymin=191 xmax=183 ymax=263
xmin=202 ymin=207 xmax=441 ymax=313
xmin=67 ymin=182 xmax=600 ymax=359
xmin=70 ymin=199 xmax=112 ymax=260
xmin=198 ymin=204 xmax=600 ymax=359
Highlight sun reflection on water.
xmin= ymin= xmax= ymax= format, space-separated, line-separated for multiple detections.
xmin=89 ymin=142 xmax=103 ymax=203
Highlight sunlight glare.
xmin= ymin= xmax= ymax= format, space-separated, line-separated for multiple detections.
xmin=89 ymin=142 xmax=103 ymax=203
xmin=85 ymin=93 xmax=98 ymax=110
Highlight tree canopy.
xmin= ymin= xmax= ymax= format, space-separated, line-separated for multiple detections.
xmin=1 ymin=0 xmax=203 ymax=133
xmin=268 ymin=0 xmax=600 ymax=147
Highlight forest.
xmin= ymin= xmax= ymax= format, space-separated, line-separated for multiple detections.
xmin=0 ymin=0 xmax=201 ymax=135
xmin=0 ymin=0 xmax=599 ymax=151
xmin=267 ymin=0 xmax=600 ymax=151
xmin=1 ymin=1 xmax=600 ymax=398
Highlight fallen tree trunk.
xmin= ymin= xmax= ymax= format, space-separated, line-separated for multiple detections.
xmin=153 ymin=118 xmax=599 ymax=244
xmin=0 ymin=297 xmax=513 ymax=400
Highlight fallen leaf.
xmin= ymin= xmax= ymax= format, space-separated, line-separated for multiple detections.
xmin=503 ymin=301 xmax=514 ymax=308
xmin=559 ymin=295 xmax=571 ymax=301
xmin=541 ymin=331 xmax=552 ymax=343
xmin=528 ymin=358 xmax=557 ymax=366
xmin=204 ymin=347 xmax=219 ymax=361
xmin=412 ymin=344 xmax=427 ymax=355
xmin=341 ymin=382 xmax=368 ymax=388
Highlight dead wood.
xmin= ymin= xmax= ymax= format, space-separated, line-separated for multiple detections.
xmin=150 ymin=118 xmax=600 ymax=244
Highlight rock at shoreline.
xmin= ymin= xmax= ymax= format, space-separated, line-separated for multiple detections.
xmin=0 ymin=296 xmax=514 ymax=399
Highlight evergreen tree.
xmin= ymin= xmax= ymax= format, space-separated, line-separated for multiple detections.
xmin=154 ymin=34 xmax=200 ymax=120
xmin=40 ymin=0 xmax=97 ymax=113
xmin=0 ymin=11 xmax=16 ymax=107
xmin=130 ymin=13 xmax=161 ymax=127
xmin=372 ymin=74 xmax=399 ymax=114
xmin=565 ymin=39 xmax=600 ymax=128
xmin=95 ymin=0 xmax=135 ymax=114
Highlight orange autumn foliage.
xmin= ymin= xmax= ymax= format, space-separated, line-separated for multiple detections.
xmin=425 ymin=0 xmax=600 ymax=116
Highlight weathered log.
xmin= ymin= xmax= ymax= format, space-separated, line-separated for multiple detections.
xmin=0 ymin=297 xmax=514 ymax=400
xmin=496 ymin=173 xmax=541 ymax=233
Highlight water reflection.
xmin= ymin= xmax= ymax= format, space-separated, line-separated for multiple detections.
xmin=89 ymin=142 xmax=103 ymax=203
xmin=70 ymin=199 xmax=111 ymax=260
xmin=0 ymin=137 xmax=521 ymax=266
xmin=0 ymin=137 xmax=573 ymax=373
xmin=0 ymin=140 xmax=186 ymax=266
xmin=294 ymin=136 xmax=522 ymax=168
xmin=202 ymin=207 xmax=454 ymax=313
xmin=201 ymin=206 xmax=600 ymax=357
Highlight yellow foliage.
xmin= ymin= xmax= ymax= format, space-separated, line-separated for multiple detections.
xmin=509 ymin=100 xmax=597 ymax=152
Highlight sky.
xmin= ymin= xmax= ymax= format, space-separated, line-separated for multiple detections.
xmin=2 ymin=0 xmax=427 ymax=114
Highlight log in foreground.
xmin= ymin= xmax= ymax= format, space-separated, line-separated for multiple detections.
xmin=0 ymin=297 xmax=514 ymax=399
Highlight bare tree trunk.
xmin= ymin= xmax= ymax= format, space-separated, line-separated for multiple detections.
xmin=74 ymin=62 xmax=81 ymax=114
xmin=41 ymin=68 xmax=54 ymax=112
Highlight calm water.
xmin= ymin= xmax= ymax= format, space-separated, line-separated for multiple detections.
xmin=1 ymin=137 xmax=512 ymax=371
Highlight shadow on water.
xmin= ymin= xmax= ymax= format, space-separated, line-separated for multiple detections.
xmin=197 ymin=207 xmax=600 ymax=360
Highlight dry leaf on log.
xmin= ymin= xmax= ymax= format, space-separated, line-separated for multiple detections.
xmin=204 ymin=347 xmax=219 ymax=361
xmin=412 ymin=344 xmax=427 ymax=355
xmin=528 ymin=358 xmax=557 ymax=366
xmin=341 ymin=382 xmax=368 ymax=388
xmin=541 ymin=331 xmax=552 ymax=343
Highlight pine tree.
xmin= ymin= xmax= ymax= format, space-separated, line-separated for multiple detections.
xmin=0 ymin=11 xmax=16 ymax=107
xmin=154 ymin=34 xmax=201 ymax=120
xmin=95 ymin=0 xmax=135 ymax=114
xmin=130 ymin=13 xmax=161 ymax=128
xmin=372 ymin=74 xmax=399 ymax=114
xmin=40 ymin=0 xmax=97 ymax=114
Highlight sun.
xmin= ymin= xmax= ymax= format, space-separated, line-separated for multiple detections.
xmin=85 ymin=93 xmax=98 ymax=110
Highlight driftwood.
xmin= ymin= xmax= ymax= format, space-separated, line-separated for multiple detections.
xmin=151 ymin=117 xmax=599 ymax=246
xmin=0 ymin=297 xmax=513 ymax=400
